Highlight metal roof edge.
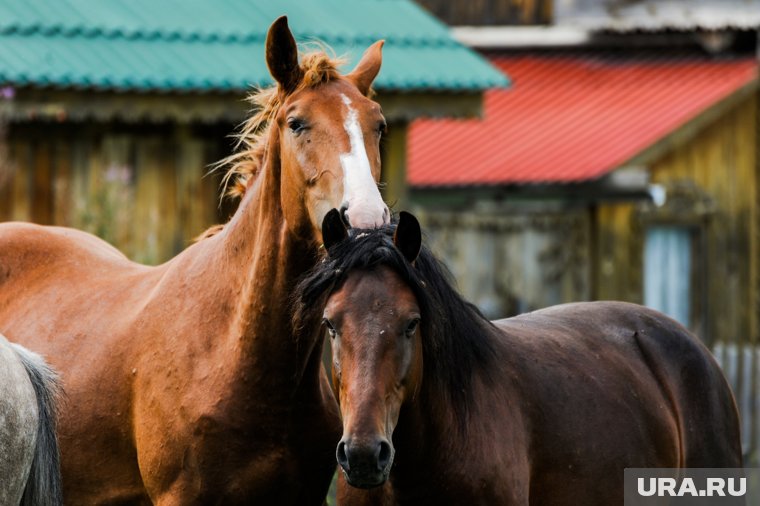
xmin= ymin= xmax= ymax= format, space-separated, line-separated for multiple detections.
xmin=3 ymin=87 xmax=491 ymax=124
xmin=0 ymin=24 xmax=463 ymax=48
xmin=451 ymin=26 xmax=592 ymax=49
xmin=409 ymin=179 xmax=651 ymax=203
xmin=622 ymin=74 xmax=759 ymax=169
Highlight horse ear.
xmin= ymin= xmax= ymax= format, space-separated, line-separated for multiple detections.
xmin=322 ymin=209 xmax=348 ymax=252
xmin=266 ymin=16 xmax=304 ymax=92
xmin=394 ymin=212 xmax=422 ymax=264
xmin=347 ymin=40 xmax=384 ymax=96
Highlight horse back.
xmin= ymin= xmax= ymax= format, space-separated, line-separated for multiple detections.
xmin=0 ymin=221 xmax=152 ymax=316
xmin=0 ymin=221 xmax=129 ymax=270
xmin=496 ymin=301 xmax=742 ymax=468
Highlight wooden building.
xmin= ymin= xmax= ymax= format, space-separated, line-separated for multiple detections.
xmin=0 ymin=0 xmax=506 ymax=264
xmin=411 ymin=52 xmax=758 ymax=334
xmin=415 ymin=0 xmax=553 ymax=26
xmin=408 ymin=41 xmax=759 ymax=460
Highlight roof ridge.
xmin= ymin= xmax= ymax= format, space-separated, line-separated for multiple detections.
xmin=0 ymin=24 xmax=262 ymax=44
xmin=0 ymin=23 xmax=460 ymax=47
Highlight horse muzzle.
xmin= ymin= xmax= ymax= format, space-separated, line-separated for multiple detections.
xmin=336 ymin=436 xmax=394 ymax=488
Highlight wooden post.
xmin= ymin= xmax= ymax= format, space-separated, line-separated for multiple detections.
xmin=382 ymin=122 xmax=408 ymax=212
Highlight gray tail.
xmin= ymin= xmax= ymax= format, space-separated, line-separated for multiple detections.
xmin=11 ymin=344 xmax=63 ymax=506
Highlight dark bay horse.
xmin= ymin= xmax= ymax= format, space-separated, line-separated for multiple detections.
xmin=294 ymin=210 xmax=743 ymax=505
xmin=0 ymin=17 xmax=389 ymax=504
xmin=0 ymin=333 xmax=62 ymax=506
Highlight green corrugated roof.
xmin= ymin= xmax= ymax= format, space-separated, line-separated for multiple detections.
xmin=0 ymin=0 xmax=509 ymax=93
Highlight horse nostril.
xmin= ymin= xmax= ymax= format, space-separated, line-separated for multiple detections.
xmin=337 ymin=441 xmax=349 ymax=471
xmin=376 ymin=440 xmax=392 ymax=471
xmin=339 ymin=204 xmax=350 ymax=227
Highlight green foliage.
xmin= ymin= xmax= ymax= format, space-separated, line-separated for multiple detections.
xmin=326 ymin=470 xmax=338 ymax=506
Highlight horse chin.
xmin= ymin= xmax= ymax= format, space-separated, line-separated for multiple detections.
xmin=343 ymin=468 xmax=390 ymax=489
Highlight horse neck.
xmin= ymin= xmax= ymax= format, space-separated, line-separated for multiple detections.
xmin=391 ymin=347 xmax=503 ymax=490
xmin=395 ymin=383 xmax=456 ymax=462
xmin=206 ymin=133 xmax=322 ymax=388
xmin=382 ymin=388 xmax=458 ymax=495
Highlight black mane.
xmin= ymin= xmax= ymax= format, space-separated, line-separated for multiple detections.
xmin=293 ymin=223 xmax=497 ymax=429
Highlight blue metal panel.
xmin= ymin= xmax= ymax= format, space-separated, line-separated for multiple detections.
xmin=644 ymin=226 xmax=692 ymax=326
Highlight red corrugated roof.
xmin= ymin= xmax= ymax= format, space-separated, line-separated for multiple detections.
xmin=408 ymin=54 xmax=759 ymax=187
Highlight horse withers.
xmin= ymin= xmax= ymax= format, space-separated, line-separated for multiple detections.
xmin=293 ymin=210 xmax=743 ymax=505
xmin=0 ymin=333 xmax=62 ymax=506
xmin=0 ymin=17 xmax=388 ymax=504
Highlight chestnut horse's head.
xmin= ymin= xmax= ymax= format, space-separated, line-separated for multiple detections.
xmin=224 ymin=17 xmax=390 ymax=241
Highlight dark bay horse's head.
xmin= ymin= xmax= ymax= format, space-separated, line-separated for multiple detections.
xmin=294 ymin=212 xmax=495 ymax=490
xmin=318 ymin=210 xmax=423 ymax=488
xmin=226 ymin=16 xmax=390 ymax=241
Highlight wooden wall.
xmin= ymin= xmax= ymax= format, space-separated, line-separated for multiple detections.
xmin=414 ymin=0 xmax=553 ymax=25
xmin=0 ymin=119 xmax=411 ymax=265
xmin=594 ymin=92 xmax=759 ymax=463
xmin=414 ymin=205 xmax=593 ymax=318
xmin=594 ymin=92 xmax=758 ymax=348
xmin=0 ymin=122 xmax=233 ymax=264
xmin=411 ymin=91 xmax=759 ymax=461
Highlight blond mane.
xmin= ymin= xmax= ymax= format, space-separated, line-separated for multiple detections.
xmin=218 ymin=48 xmax=347 ymax=199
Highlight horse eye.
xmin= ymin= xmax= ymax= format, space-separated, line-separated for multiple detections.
xmin=287 ymin=118 xmax=307 ymax=134
xmin=377 ymin=121 xmax=387 ymax=137
xmin=405 ymin=318 xmax=420 ymax=337
xmin=323 ymin=318 xmax=337 ymax=338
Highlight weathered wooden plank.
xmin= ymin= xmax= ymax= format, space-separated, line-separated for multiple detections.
xmin=30 ymin=139 xmax=53 ymax=224
xmin=175 ymin=127 xmax=213 ymax=247
xmin=594 ymin=202 xmax=637 ymax=302
xmin=377 ymin=93 xmax=483 ymax=122
xmin=133 ymin=136 xmax=163 ymax=264
xmin=52 ymin=137 xmax=72 ymax=226
xmin=418 ymin=208 xmax=591 ymax=318
xmin=382 ymin=123 xmax=408 ymax=212
xmin=0 ymin=132 xmax=17 ymax=221
xmin=87 ymin=134 xmax=134 ymax=253
xmin=414 ymin=0 xmax=552 ymax=26
xmin=11 ymin=137 xmax=31 ymax=222
xmin=69 ymin=129 xmax=95 ymax=233
xmin=160 ymin=137 xmax=179 ymax=258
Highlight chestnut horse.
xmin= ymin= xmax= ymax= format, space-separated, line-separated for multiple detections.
xmin=0 ymin=334 xmax=62 ymax=506
xmin=294 ymin=211 xmax=743 ymax=505
xmin=0 ymin=17 xmax=390 ymax=504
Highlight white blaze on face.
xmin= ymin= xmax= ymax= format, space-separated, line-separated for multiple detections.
xmin=339 ymin=94 xmax=389 ymax=228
